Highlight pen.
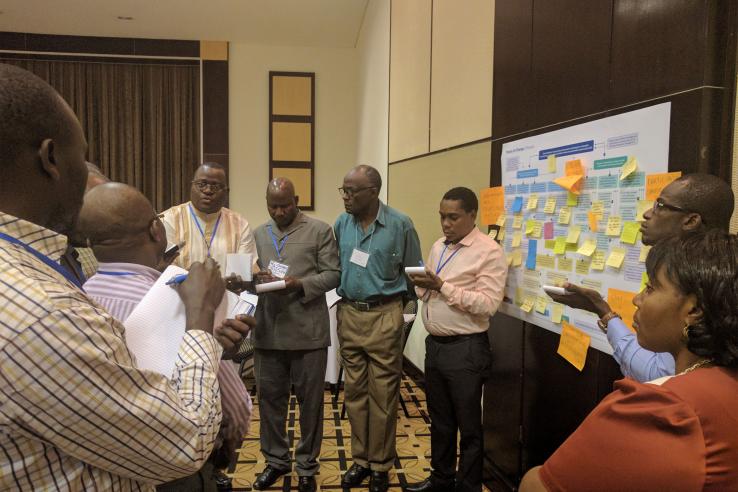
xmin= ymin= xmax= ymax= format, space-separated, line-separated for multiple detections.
xmin=165 ymin=273 xmax=188 ymax=286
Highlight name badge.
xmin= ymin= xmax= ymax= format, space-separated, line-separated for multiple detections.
xmin=350 ymin=248 xmax=370 ymax=268
xmin=268 ymin=259 xmax=290 ymax=279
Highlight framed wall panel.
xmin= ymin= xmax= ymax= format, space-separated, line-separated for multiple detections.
xmin=269 ymin=71 xmax=315 ymax=209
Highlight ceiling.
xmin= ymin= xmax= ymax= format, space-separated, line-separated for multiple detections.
xmin=0 ymin=0 xmax=369 ymax=48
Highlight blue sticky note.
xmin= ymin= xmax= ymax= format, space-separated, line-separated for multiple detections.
xmin=526 ymin=239 xmax=538 ymax=269
xmin=512 ymin=196 xmax=524 ymax=213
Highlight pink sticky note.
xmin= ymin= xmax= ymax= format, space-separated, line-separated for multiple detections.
xmin=543 ymin=221 xmax=554 ymax=240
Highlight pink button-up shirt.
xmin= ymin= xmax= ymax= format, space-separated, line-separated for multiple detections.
xmin=416 ymin=227 xmax=507 ymax=336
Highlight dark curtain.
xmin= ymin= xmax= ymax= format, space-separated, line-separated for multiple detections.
xmin=0 ymin=57 xmax=200 ymax=212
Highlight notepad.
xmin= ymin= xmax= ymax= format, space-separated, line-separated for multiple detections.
xmin=225 ymin=253 xmax=253 ymax=281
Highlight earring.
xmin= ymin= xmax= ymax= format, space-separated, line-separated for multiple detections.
xmin=682 ymin=322 xmax=691 ymax=340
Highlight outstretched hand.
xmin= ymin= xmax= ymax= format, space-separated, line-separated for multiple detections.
xmin=546 ymin=282 xmax=611 ymax=318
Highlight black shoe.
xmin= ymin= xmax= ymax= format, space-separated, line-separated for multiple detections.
xmin=252 ymin=465 xmax=289 ymax=490
xmin=403 ymin=477 xmax=450 ymax=492
xmin=213 ymin=469 xmax=233 ymax=491
xmin=341 ymin=463 xmax=371 ymax=488
xmin=298 ymin=476 xmax=317 ymax=492
xmin=369 ymin=471 xmax=389 ymax=492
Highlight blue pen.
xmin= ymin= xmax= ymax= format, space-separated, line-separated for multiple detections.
xmin=165 ymin=273 xmax=188 ymax=286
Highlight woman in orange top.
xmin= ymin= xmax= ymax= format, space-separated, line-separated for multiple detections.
xmin=520 ymin=230 xmax=738 ymax=491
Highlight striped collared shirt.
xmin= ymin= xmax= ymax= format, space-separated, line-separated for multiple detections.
xmin=0 ymin=212 xmax=223 ymax=491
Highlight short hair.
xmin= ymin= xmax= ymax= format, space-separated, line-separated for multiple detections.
xmin=646 ymin=230 xmax=738 ymax=367
xmin=442 ymin=187 xmax=479 ymax=213
xmin=675 ymin=173 xmax=734 ymax=231
xmin=195 ymin=161 xmax=227 ymax=179
xmin=0 ymin=64 xmax=72 ymax=169
xmin=355 ymin=164 xmax=382 ymax=190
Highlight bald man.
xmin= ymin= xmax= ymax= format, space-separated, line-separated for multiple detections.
xmin=250 ymin=178 xmax=340 ymax=492
xmin=79 ymin=183 xmax=254 ymax=491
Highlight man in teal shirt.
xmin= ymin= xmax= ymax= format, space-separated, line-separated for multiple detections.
xmin=334 ymin=165 xmax=422 ymax=492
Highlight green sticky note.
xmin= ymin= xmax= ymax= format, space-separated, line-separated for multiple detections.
xmin=554 ymin=237 xmax=567 ymax=255
xmin=620 ymin=221 xmax=640 ymax=245
xmin=567 ymin=191 xmax=578 ymax=206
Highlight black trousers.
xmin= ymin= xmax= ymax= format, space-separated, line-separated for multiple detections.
xmin=425 ymin=332 xmax=491 ymax=492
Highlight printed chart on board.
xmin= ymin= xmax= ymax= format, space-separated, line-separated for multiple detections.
xmin=486 ymin=103 xmax=679 ymax=354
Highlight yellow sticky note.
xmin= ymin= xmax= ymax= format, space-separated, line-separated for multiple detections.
xmin=513 ymin=215 xmax=523 ymax=229
xmin=551 ymin=303 xmax=564 ymax=324
xmin=496 ymin=214 xmax=507 ymax=227
xmin=531 ymin=221 xmax=542 ymax=238
xmin=543 ymin=197 xmax=557 ymax=214
xmin=591 ymin=250 xmax=606 ymax=270
xmin=620 ymin=222 xmax=640 ymax=245
xmin=558 ymin=257 xmax=573 ymax=271
xmin=526 ymin=194 xmax=539 ymax=210
xmin=606 ymin=216 xmax=622 ymax=236
xmin=557 ymin=322 xmax=591 ymax=371
xmin=498 ymin=229 xmax=506 ymax=241
xmin=620 ymin=156 xmax=638 ymax=180
xmin=537 ymin=255 xmax=555 ymax=269
xmin=577 ymin=238 xmax=597 ymax=256
xmin=639 ymin=244 xmax=651 ymax=262
xmin=558 ymin=206 xmax=572 ymax=225
xmin=575 ymin=259 xmax=591 ymax=275
xmin=547 ymin=155 xmax=557 ymax=173
xmin=591 ymin=201 xmax=604 ymax=216
xmin=520 ymin=297 xmax=535 ymax=313
xmin=545 ymin=239 xmax=556 ymax=249
xmin=566 ymin=225 xmax=581 ymax=244
xmin=553 ymin=237 xmax=567 ymax=255
xmin=641 ymin=272 xmax=649 ymax=292
xmin=512 ymin=232 xmax=522 ymax=248
xmin=607 ymin=288 xmax=638 ymax=330
xmin=525 ymin=220 xmax=535 ymax=235
xmin=606 ymin=247 xmax=626 ymax=269
xmin=512 ymin=250 xmax=522 ymax=266
xmin=588 ymin=211 xmax=599 ymax=232
xmin=479 ymin=186 xmax=506 ymax=225
xmin=506 ymin=254 xmax=513 ymax=266
xmin=535 ymin=296 xmax=548 ymax=314
xmin=555 ymin=174 xmax=584 ymax=195
xmin=636 ymin=200 xmax=653 ymax=221
xmin=488 ymin=229 xmax=498 ymax=240
xmin=646 ymin=172 xmax=681 ymax=200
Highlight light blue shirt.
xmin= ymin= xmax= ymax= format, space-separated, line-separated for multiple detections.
xmin=607 ymin=317 xmax=675 ymax=382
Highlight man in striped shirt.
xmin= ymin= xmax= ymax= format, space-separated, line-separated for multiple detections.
xmin=0 ymin=63 xmax=252 ymax=491
xmin=80 ymin=182 xmax=253 ymax=490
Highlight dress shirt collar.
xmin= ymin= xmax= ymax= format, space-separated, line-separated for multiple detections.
xmin=94 ymin=262 xmax=162 ymax=283
xmin=268 ymin=211 xmax=307 ymax=237
xmin=0 ymin=211 xmax=68 ymax=261
xmin=352 ymin=200 xmax=387 ymax=228
xmin=448 ymin=227 xmax=482 ymax=249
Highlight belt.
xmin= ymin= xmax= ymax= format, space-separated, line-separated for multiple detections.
xmin=429 ymin=332 xmax=487 ymax=344
xmin=342 ymin=295 xmax=403 ymax=312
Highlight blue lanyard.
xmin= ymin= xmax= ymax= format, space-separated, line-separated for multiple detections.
xmin=189 ymin=204 xmax=222 ymax=258
xmin=267 ymin=225 xmax=289 ymax=259
xmin=0 ymin=231 xmax=84 ymax=290
xmin=435 ymin=244 xmax=461 ymax=274
xmin=96 ymin=270 xmax=140 ymax=276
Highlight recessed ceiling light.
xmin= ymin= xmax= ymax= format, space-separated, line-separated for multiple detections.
xmin=117 ymin=16 xmax=134 ymax=20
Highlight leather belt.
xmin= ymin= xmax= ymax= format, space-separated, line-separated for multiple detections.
xmin=428 ymin=332 xmax=487 ymax=344
xmin=342 ymin=295 xmax=402 ymax=312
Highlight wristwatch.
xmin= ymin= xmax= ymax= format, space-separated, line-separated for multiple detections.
xmin=597 ymin=311 xmax=621 ymax=333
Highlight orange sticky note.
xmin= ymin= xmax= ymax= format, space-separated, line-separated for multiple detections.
xmin=480 ymin=187 xmax=505 ymax=225
xmin=645 ymin=172 xmax=681 ymax=201
xmin=554 ymin=174 xmax=584 ymax=195
xmin=565 ymin=159 xmax=584 ymax=176
xmin=607 ymin=288 xmax=638 ymax=331
xmin=557 ymin=322 xmax=590 ymax=371
xmin=588 ymin=211 xmax=599 ymax=232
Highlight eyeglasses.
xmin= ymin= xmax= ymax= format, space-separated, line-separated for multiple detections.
xmin=192 ymin=180 xmax=227 ymax=192
xmin=652 ymin=198 xmax=705 ymax=224
xmin=338 ymin=186 xmax=376 ymax=198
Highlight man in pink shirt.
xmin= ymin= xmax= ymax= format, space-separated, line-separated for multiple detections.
xmin=406 ymin=187 xmax=507 ymax=492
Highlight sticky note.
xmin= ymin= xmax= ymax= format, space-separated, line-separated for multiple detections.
xmin=646 ymin=172 xmax=681 ymax=200
xmin=566 ymin=225 xmax=581 ymax=244
xmin=512 ymin=250 xmax=522 ymax=267
xmin=566 ymin=242 xmax=579 ymax=252
xmin=520 ymin=297 xmax=535 ymax=313
xmin=480 ymin=187 xmax=506 ymax=225
xmin=619 ymin=156 xmax=638 ymax=180
xmin=537 ymin=255 xmax=555 ymax=269
xmin=526 ymin=240 xmax=538 ymax=270
xmin=558 ymin=206 xmax=572 ymax=224
xmin=497 ymin=229 xmax=506 ymax=241
xmin=513 ymin=215 xmax=523 ymax=229
xmin=535 ymin=296 xmax=548 ymax=314
xmin=591 ymin=201 xmax=604 ymax=217
xmin=575 ymin=259 xmax=591 ymax=275
xmin=606 ymin=247 xmax=626 ymax=269
xmin=526 ymin=194 xmax=539 ymax=210
xmin=555 ymin=174 xmax=583 ymax=194
xmin=639 ymin=245 xmax=651 ymax=262
xmin=565 ymin=159 xmax=584 ymax=176
xmin=558 ymin=257 xmax=573 ymax=271
xmin=545 ymin=239 xmax=556 ymax=249
xmin=547 ymin=155 xmax=557 ymax=173
xmin=543 ymin=221 xmax=554 ymax=240
xmin=620 ymin=222 xmax=640 ymax=245
xmin=496 ymin=215 xmax=507 ymax=227
xmin=551 ymin=303 xmax=564 ymax=324
xmin=525 ymin=220 xmax=535 ymax=235
xmin=591 ymin=250 xmax=606 ymax=270
xmin=543 ymin=197 xmax=557 ymax=214
xmin=506 ymin=254 xmax=513 ymax=266
xmin=512 ymin=231 xmax=522 ymax=247
xmin=636 ymin=200 xmax=653 ymax=221
xmin=641 ymin=272 xmax=649 ymax=292
xmin=488 ymin=229 xmax=498 ymax=240
xmin=557 ymin=322 xmax=591 ymax=371
xmin=554 ymin=237 xmax=567 ymax=255
xmin=567 ymin=191 xmax=579 ymax=206
xmin=588 ymin=211 xmax=599 ymax=232
xmin=512 ymin=196 xmax=524 ymax=213
xmin=607 ymin=288 xmax=638 ymax=329
xmin=531 ymin=221 xmax=542 ymax=238
xmin=606 ymin=216 xmax=622 ymax=236
xmin=577 ymin=238 xmax=597 ymax=256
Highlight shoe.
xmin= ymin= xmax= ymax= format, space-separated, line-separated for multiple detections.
xmin=403 ymin=477 xmax=450 ymax=492
xmin=252 ymin=465 xmax=289 ymax=490
xmin=369 ymin=471 xmax=389 ymax=492
xmin=341 ymin=463 xmax=371 ymax=488
xmin=298 ymin=475 xmax=317 ymax=492
xmin=213 ymin=469 xmax=233 ymax=491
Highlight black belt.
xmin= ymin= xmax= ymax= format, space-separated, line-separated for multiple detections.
xmin=342 ymin=295 xmax=402 ymax=311
xmin=429 ymin=332 xmax=487 ymax=344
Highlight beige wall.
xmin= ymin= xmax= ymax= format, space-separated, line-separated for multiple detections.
xmin=228 ymin=43 xmax=358 ymax=226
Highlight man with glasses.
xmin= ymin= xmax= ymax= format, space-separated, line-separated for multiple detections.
xmin=334 ymin=165 xmax=423 ymax=491
xmin=547 ymin=173 xmax=734 ymax=381
xmin=162 ymin=162 xmax=257 ymax=274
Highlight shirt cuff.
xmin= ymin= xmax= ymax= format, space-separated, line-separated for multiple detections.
xmin=607 ymin=317 xmax=633 ymax=344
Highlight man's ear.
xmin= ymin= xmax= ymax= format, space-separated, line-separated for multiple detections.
xmin=38 ymin=138 xmax=61 ymax=181
xmin=682 ymin=212 xmax=703 ymax=232
xmin=294 ymin=195 xmax=300 ymax=208
xmin=149 ymin=219 xmax=164 ymax=243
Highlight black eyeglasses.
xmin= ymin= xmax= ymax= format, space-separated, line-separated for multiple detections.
xmin=338 ymin=186 xmax=376 ymax=198
xmin=192 ymin=180 xmax=227 ymax=192
xmin=652 ymin=198 xmax=705 ymax=224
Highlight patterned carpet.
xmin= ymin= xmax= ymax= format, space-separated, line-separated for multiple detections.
xmin=228 ymin=375 xmax=489 ymax=491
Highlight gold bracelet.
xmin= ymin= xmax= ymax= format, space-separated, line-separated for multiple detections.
xmin=597 ymin=311 xmax=621 ymax=333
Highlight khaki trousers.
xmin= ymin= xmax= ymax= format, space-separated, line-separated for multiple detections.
xmin=337 ymin=299 xmax=404 ymax=471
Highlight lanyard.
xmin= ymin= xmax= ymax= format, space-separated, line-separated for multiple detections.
xmin=0 ymin=232 xmax=84 ymax=290
xmin=267 ymin=225 xmax=289 ymax=259
xmin=435 ymin=243 xmax=461 ymax=274
xmin=96 ymin=270 xmax=140 ymax=276
xmin=189 ymin=204 xmax=222 ymax=258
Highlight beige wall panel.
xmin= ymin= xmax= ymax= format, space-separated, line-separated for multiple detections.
xmin=272 ymin=76 xmax=312 ymax=116
xmin=388 ymin=141 xmax=491 ymax=258
xmin=272 ymin=122 xmax=312 ymax=161
xmin=272 ymin=167 xmax=312 ymax=207
xmin=389 ymin=0 xmax=431 ymax=162
xmin=430 ymin=0 xmax=494 ymax=151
